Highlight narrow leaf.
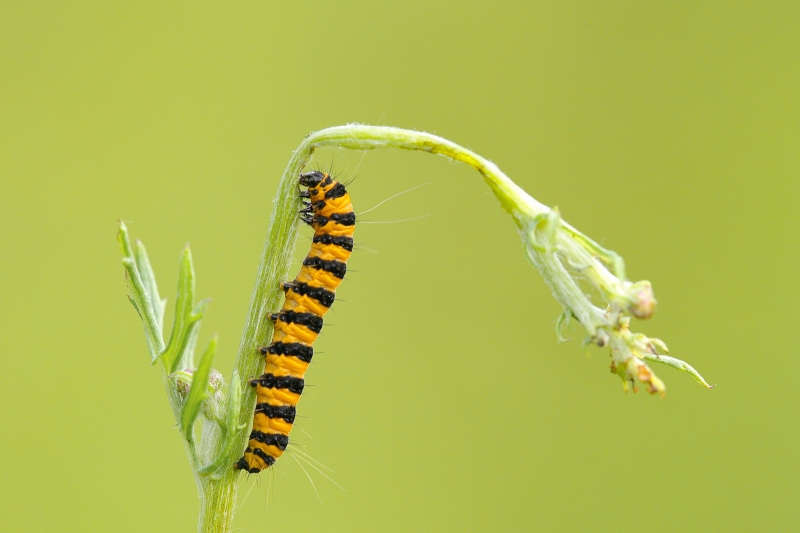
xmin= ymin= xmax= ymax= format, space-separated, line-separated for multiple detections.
xmin=118 ymin=222 xmax=165 ymax=359
xmin=555 ymin=309 xmax=572 ymax=343
xmin=134 ymin=240 xmax=166 ymax=331
xmin=643 ymin=353 xmax=714 ymax=389
xmin=160 ymin=245 xmax=199 ymax=371
xmin=169 ymin=299 xmax=207 ymax=372
xmin=177 ymin=318 xmax=200 ymax=373
xmin=181 ymin=335 xmax=218 ymax=443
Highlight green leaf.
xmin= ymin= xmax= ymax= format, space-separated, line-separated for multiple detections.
xmin=181 ymin=335 xmax=218 ymax=443
xmin=160 ymin=246 xmax=210 ymax=372
xmin=643 ymin=352 xmax=714 ymax=389
xmin=561 ymin=223 xmax=627 ymax=281
xmin=133 ymin=240 xmax=166 ymax=332
xmin=555 ymin=309 xmax=573 ymax=342
xmin=199 ymin=370 xmax=245 ymax=478
xmin=118 ymin=222 xmax=165 ymax=360
xmin=177 ymin=298 xmax=211 ymax=372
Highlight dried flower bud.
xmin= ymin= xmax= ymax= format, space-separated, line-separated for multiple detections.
xmin=208 ymin=369 xmax=224 ymax=392
xmin=626 ymin=280 xmax=656 ymax=319
xmin=171 ymin=369 xmax=194 ymax=398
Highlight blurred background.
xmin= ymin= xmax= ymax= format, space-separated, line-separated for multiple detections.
xmin=1 ymin=2 xmax=798 ymax=531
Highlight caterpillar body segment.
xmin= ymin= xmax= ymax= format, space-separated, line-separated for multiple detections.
xmin=236 ymin=171 xmax=355 ymax=474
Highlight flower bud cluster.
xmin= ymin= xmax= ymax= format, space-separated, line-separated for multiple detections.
xmin=504 ymin=186 xmax=707 ymax=394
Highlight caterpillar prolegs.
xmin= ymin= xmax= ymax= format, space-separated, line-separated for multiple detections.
xmin=235 ymin=171 xmax=355 ymax=473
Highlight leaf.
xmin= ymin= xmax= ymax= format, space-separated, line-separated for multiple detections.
xmin=555 ymin=309 xmax=573 ymax=343
xmin=134 ymin=240 xmax=166 ymax=331
xmin=118 ymin=222 xmax=165 ymax=360
xmin=181 ymin=335 xmax=218 ymax=443
xmin=160 ymin=246 xmax=210 ymax=372
xmin=643 ymin=352 xmax=714 ymax=389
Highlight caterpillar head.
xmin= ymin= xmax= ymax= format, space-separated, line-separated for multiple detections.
xmin=299 ymin=171 xmax=327 ymax=187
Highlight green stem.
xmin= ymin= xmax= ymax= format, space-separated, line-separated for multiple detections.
xmin=196 ymin=124 xmax=707 ymax=532
xmin=201 ymin=125 xmax=539 ymax=532
xmin=197 ymin=470 xmax=237 ymax=533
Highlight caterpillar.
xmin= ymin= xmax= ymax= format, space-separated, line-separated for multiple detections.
xmin=235 ymin=170 xmax=355 ymax=474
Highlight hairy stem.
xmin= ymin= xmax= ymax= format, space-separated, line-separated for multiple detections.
xmin=198 ymin=470 xmax=237 ymax=533
xmin=195 ymin=124 xmax=707 ymax=532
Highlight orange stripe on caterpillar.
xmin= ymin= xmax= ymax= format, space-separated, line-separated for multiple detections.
xmin=236 ymin=171 xmax=355 ymax=474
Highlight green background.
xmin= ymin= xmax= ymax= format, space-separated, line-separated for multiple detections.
xmin=1 ymin=2 xmax=798 ymax=531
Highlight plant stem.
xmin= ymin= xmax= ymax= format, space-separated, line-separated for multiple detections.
xmin=196 ymin=124 xmax=708 ymax=531
xmin=197 ymin=470 xmax=237 ymax=533
xmin=209 ymin=126 xmax=546 ymax=531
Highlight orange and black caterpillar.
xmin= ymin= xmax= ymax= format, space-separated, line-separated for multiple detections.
xmin=235 ymin=171 xmax=355 ymax=473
